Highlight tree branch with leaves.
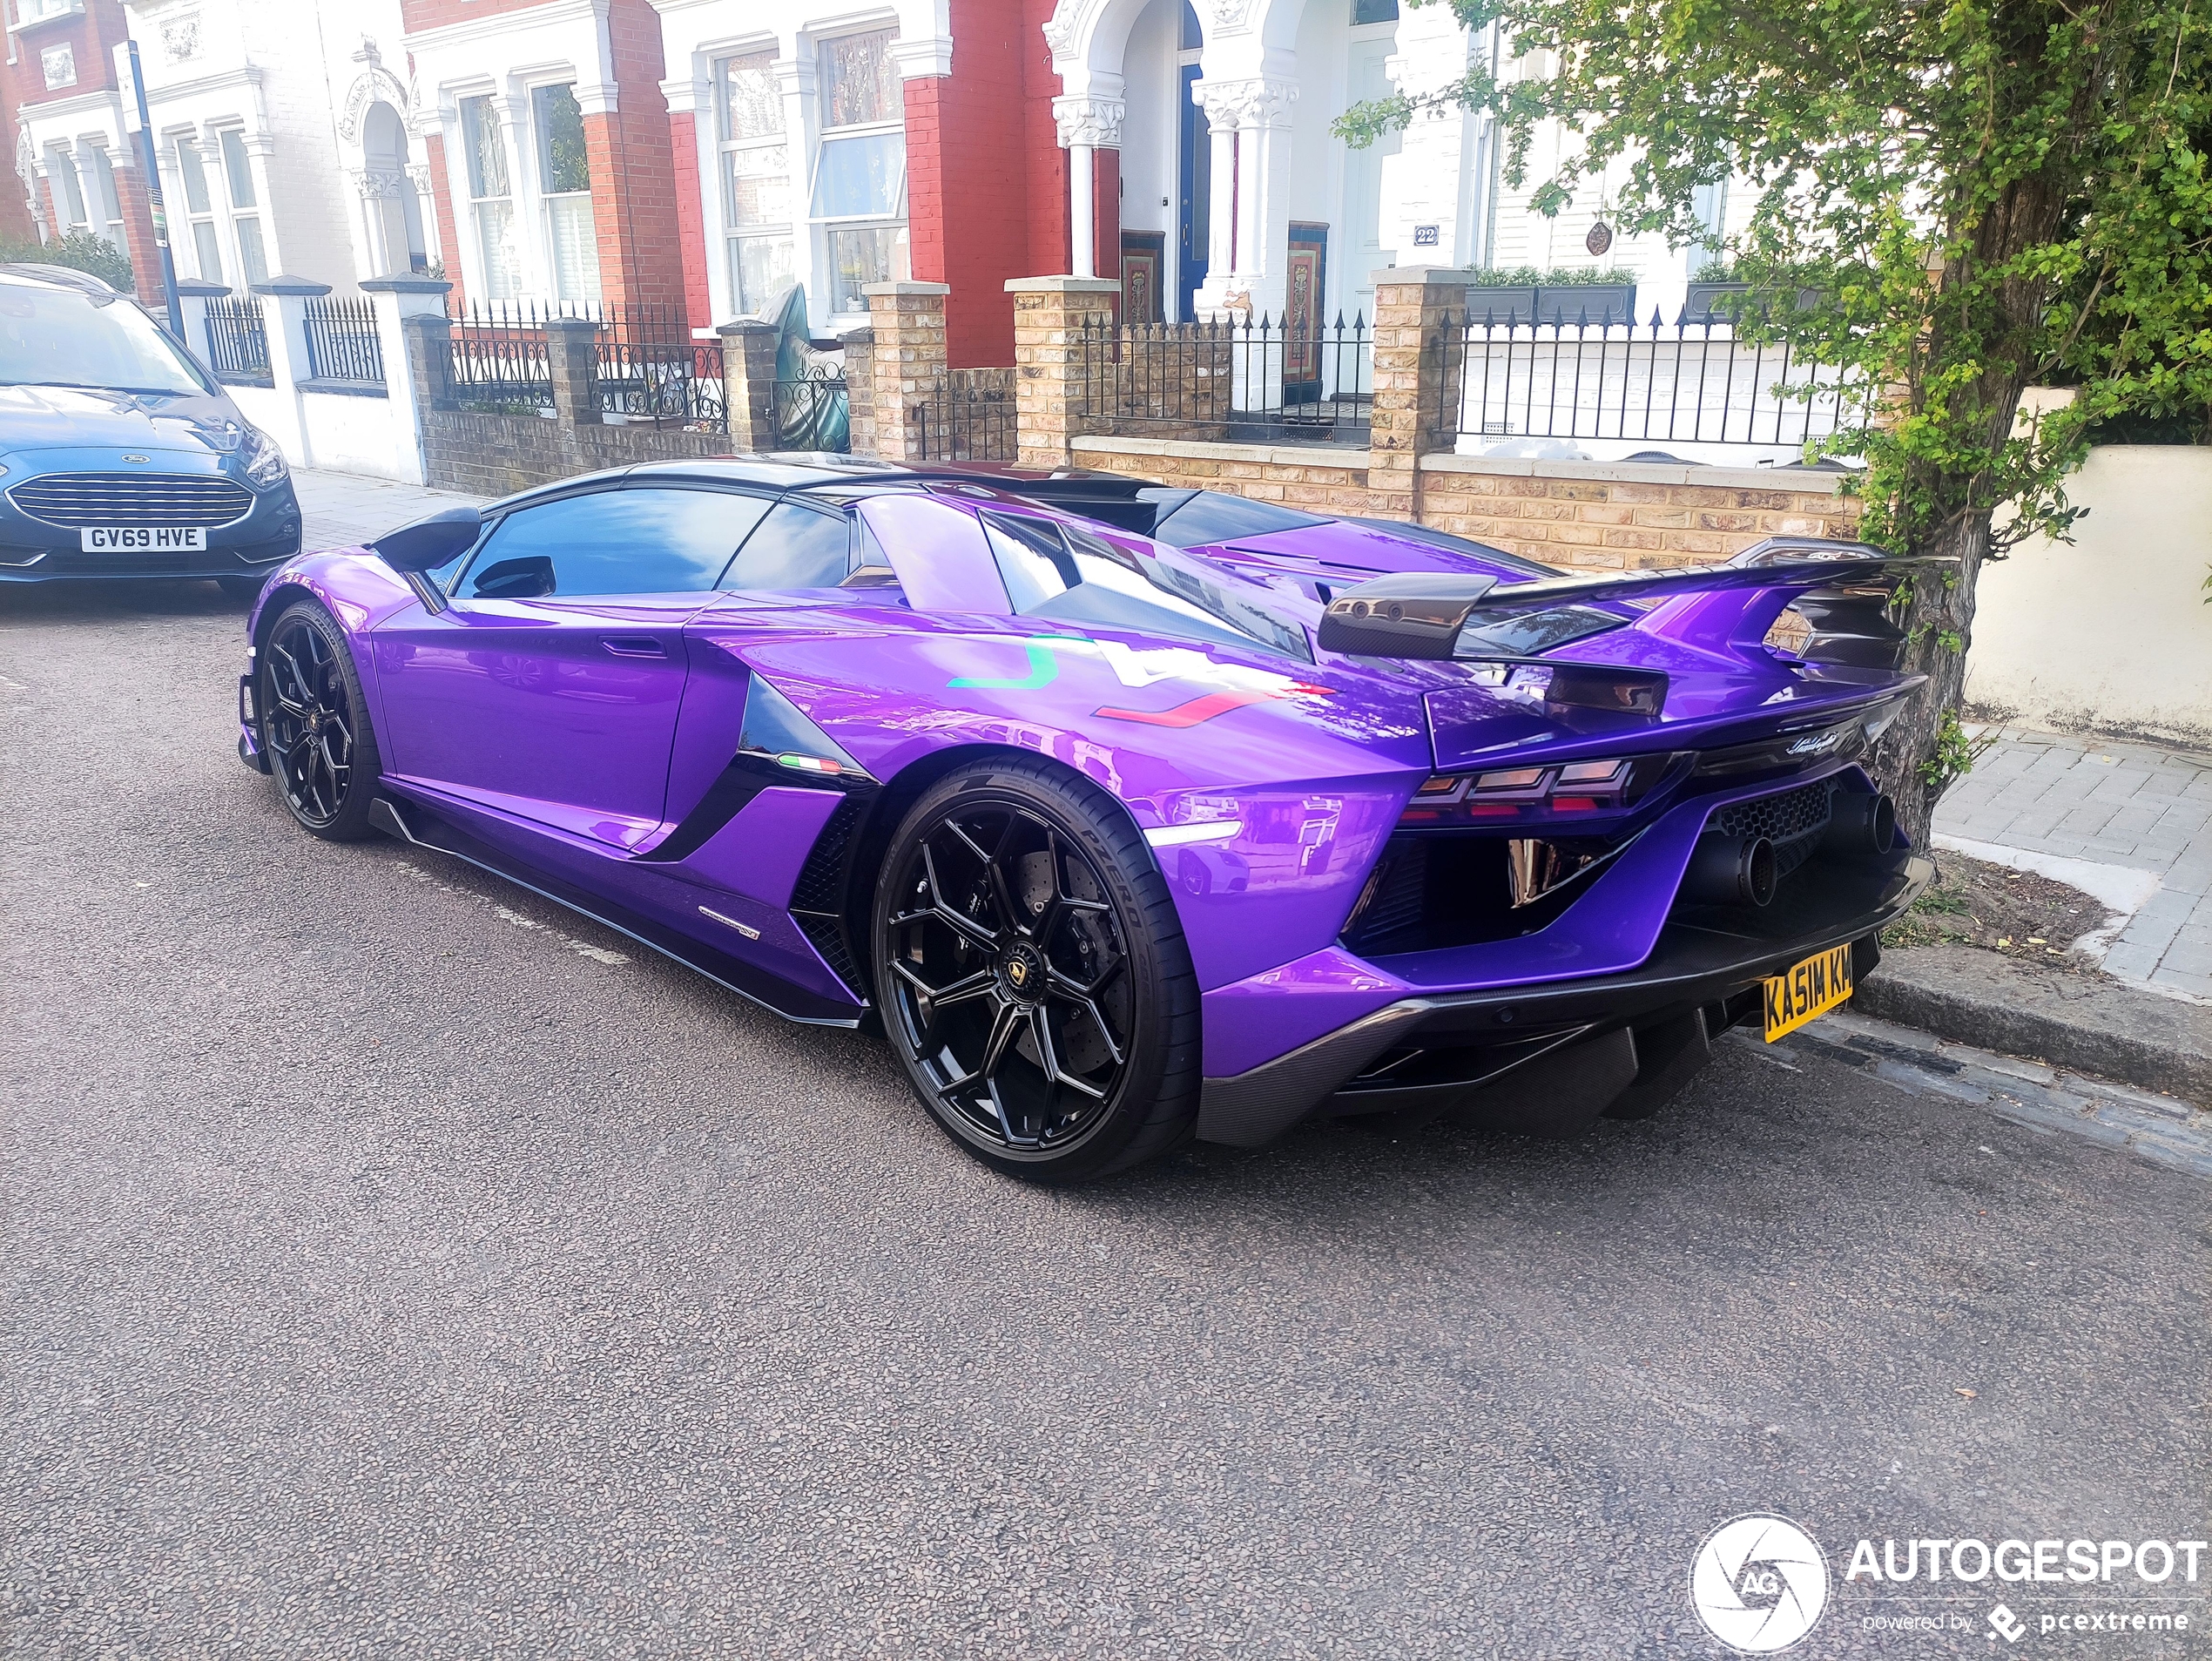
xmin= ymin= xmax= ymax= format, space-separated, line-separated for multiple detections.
xmin=1339 ymin=0 xmax=2211 ymax=844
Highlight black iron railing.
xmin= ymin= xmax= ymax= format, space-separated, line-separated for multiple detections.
xmin=1076 ymin=314 xmax=1372 ymax=442
xmin=444 ymin=300 xmax=558 ymax=412
xmin=302 ymin=295 xmax=383 ymax=385
xmin=915 ymin=372 xmax=1016 ymax=462
xmin=594 ymin=304 xmax=725 ymax=432
xmin=774 ymin=368 xmax=849 ymax=453
xmin=204 ymin=297 xmax=270 ymax=385
xmin=1440 ymin=312 xmax=1865 ymax=449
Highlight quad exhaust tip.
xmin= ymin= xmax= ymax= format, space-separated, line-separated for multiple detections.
xmin=1826 ymin=789 xmax=1898 ymax=860
xmin=1685 ymin=834 xmax=1778 ymax=908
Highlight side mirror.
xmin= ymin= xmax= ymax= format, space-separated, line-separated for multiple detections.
xmin=371 ymin=506 xmax=482 ymax=573
xmin=469 ymin=554 xmax=556 ymax=600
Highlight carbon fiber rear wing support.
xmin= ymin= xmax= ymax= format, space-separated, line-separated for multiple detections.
xmin=1315 ymin=540 xmax=1953 ymax=660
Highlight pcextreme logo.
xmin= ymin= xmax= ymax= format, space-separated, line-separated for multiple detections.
xmin=1689 ymin=1514 xmax=1832 ymax=1653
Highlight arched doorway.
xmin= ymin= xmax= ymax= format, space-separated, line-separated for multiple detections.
xmin=361 ymin=101 xmax=428 ymax=275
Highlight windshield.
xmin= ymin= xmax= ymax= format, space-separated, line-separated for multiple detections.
xmin=0 ymin=282 xmax=211 ymax=396
xmin=980 ymin=509 xmax=1312 ymax=663
xmin=1136 ymin=487 xmax=1331 ymax=549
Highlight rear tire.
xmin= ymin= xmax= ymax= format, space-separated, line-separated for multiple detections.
xmin=260 ymin=598 xmax=383 ymax=842
xmin=872 ymin=757 xmax=1201 ymax=1183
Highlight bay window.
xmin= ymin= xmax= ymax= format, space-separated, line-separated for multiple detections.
xmin=46 ymin=150 xmax=89 ymax=233
xmin=533 ymin=83 xmax=598 ymax=305
xmin=715 ymin=49 xmax=792 ymax=315
xmin=810 ymin=29 xmax=907 ymax=315
xmin=459 ymin=94 xmax=518 ymax=301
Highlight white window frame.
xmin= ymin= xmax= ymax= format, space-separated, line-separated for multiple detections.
xmin=807 ymin=24 xmax=907 ymax=321
xmin=456 ymin=91 xmax=518 ymax=303
xmin=14 ymin=0 xmax=80 ymax=25
xmin=713 ymin=44 xmax=794 ymax=319
xmin=171 ymin=132 xmax=225 ymax=283
xmin=215 ymin=126 xmax=269 ymax=289
xmin=529 ymin=79 xmax=599 ymax=307
xmin=44 ymin=145 xmax=89 ymax=234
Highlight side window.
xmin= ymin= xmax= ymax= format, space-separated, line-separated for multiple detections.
xmin=720 ymin=501 xmax=853 ymax=591
xmin=461 ymin=488 xmax=772 ymax=599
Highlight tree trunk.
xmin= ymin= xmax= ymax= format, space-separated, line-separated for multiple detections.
xmin=1869 ymin=510 xmax=1991 ymax=852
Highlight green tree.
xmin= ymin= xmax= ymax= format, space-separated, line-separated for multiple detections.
xmin=1339 ymin=0 xmax=2212 ymax=843
xmin=0 ymin=229 xmax=134 ymax=296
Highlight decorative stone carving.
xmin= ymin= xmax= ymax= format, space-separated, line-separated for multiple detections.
xmin=1192 ymin=77 xmax=1298 ymax=134
xmin=1208 ymin=0 xmax=1249 ymax=30
xmin=158 ymin=13 xmax=200 ymax=66
xmin=1052 ymin=95 xmax=1125 ymax=149
xmin=353 ymin=167 xmax=406 ymax=200
xmin=338 ymin=66 xmax=413 ymax=143
xmin=1041 ymin=4 xmax=1078 ymax=60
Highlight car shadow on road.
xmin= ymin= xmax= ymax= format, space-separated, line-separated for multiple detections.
xmin=0 ymin=578 xmax=252 ymax=623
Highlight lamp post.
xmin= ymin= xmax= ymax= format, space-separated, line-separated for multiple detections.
xmin=119 ymin=37 xmax=183 ymax=335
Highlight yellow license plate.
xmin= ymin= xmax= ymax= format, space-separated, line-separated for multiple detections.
xmin=1764 ymin=944 xmax=1854 ymax=1041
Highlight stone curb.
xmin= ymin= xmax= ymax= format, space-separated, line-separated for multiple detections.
xmin=1854 ymin=944 xmax=2212 ymax=1106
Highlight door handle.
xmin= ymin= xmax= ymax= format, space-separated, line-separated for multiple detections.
xmin=600 ymin=636 xmax=666 ymax=658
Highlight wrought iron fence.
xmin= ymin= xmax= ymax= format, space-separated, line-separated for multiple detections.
xmin=302 ymin=294 xmax=384 ymax=385
xmin=444 ymin=300 xmax=558 ymax=412
xmin=915 ymin=373 xmax=1016 ymax=462
xmin=1440 ymin=313 xmax=1865 ymax=449
xmin=204 ymin=297 xmax=270 ymax=384
xmin=1076 ymin=314 xmax=1372 ymax=442
xmin=773 ymin=368 xmax=850 ymax=453
xmin=594 ymin=304 xmax=725 ymax=432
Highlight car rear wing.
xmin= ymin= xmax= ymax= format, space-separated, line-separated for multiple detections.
xmin=1315 ymin=539 xmax=1954 ymax=661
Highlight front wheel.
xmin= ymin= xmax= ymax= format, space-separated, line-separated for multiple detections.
xmin=260 ymin=598 xmax=383 ymax=841
xmin=872 ymin=757 xmax=1201 ymax=1183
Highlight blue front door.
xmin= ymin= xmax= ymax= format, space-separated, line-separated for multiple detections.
xmin=1177 ymin=62 xmax=1210 ymax=322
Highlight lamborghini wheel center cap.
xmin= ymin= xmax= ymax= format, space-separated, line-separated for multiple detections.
xmin=999 ymin=942 xmax=1045 ymax=1003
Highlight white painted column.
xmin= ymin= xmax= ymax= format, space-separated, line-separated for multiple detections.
xmin=1069 ymin=145 xmax=1095 ymax=278
xmin=1052 ymin=91 xmax=1123 ymax=284
xmin=360 ymin=275 xmax=450 ymax=483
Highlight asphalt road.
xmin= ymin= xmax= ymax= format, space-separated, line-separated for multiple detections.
xmin=3 ymin=574 xmax=2207 ymax=1660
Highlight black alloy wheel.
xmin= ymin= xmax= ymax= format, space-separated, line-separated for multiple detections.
xmin=873 ymin=759 xmax=1200 ymax=1181
xmin=260 ymin=599 xmax=382 ymax=841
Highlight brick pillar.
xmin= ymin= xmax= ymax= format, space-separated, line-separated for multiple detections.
xmin=1367 ymin=266 xmax=1472 ymax=522
xmin=544 ymin=316 xmax=603 ymax=428
xmin=718 ymin=319 xmax=779 ymax=452
xmin=106 ymin=151 xmax=165 ymax=307
xmin=1007 ymin=274 xmax=1118 ymax=470
xmin=840 ymin=327 xmax=878 ymax=458
xmin=422 ymin=134 xmax=466 ymax=310
xmin=863 ymin=281 xmax=950 ymax=463
xmin=401 ymin=313 xmax=456 ymax=411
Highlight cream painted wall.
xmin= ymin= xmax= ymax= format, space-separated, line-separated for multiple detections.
xmin=1966 ymin=445 xmax=2212 ymax=746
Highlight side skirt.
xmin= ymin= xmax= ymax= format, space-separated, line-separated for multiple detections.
xmin=369 ymin=795 xmax=865 ymax=1030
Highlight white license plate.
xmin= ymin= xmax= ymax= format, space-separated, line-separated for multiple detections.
xmin=80 ymin=526 xmax=206 ymax=552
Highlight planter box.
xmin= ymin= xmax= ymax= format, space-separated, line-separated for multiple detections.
xmin=1465 ymin=282 xmax=1640 ymax=327
xmin=1683 ymin=280 xmax=1751 ymax=321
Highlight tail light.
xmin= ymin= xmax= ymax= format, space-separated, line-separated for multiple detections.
xmin=1398 ymin=754 xmax=1672 ymax=826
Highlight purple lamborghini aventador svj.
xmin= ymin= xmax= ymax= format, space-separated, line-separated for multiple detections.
xmin=236 ymin=458 xmax=1936 ymax=1181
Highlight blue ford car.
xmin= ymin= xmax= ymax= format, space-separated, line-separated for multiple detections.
xmin=0 ymin=265 xmax=300 ymax=596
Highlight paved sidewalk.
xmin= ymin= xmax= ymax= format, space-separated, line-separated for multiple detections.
xmin=1937 ymin=724 xmax=2212 ymax=1001
xmin=293 ymin=468 xmax=485 ymax=553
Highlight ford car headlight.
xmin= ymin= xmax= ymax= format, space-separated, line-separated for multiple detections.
xmin=238 ymin=426 xmax=289 ymax=489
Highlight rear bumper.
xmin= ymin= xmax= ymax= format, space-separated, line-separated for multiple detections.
xmin=1195 ymin=849 xmax=1931 ymax=1147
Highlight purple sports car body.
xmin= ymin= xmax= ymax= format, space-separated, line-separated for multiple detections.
xmin=239 ymin=458 xmax=1934 ymax=1180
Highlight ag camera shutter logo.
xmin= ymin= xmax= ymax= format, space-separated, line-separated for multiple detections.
xmin=1689 ymin=1514 xmax=1831 ymax=1652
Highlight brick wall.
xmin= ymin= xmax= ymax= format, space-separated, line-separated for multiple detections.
xmin=668 ymin=111 xmax=711 ymax=332
xmin=902 ymin=0 xmax=1070 ymax=368
xmin=424 ymin=133 xmax=464 ymax=308
xmin=581 ymin=0 xmax=686 ymax=314
xmin=1069 ymin=436 xmax=1860 ymax=570
xmin=421 ymin=408 xmax=735 ymax=496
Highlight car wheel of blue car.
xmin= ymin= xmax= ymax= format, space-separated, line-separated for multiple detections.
xmin=260 ymin=599 xmax=383 ymax=843
xmin=873 ymin=758 xmax=1202 ymax=1182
